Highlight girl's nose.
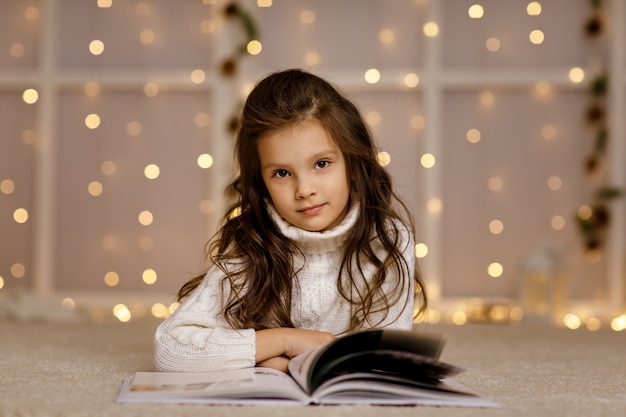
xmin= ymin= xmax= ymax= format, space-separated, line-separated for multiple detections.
xmin=295 ymin=179 xmax=317 ymax=199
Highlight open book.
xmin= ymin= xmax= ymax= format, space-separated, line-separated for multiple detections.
xmin=117 ymin=329 xmax=498 ymax=407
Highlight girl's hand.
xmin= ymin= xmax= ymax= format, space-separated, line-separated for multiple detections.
xmin=255 ymin=328 xmax=336 ymax=366
xmin=283 ymin=328 xmax=336 ymax=358
xmin=256 ymin=355 xmax=291 ymax=373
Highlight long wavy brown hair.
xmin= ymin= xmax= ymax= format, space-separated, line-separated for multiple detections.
xmin=178 ymin=69 xmax=427 ymax=331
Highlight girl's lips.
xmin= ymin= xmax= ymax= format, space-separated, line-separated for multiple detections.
xmin=299 ymin=204 xmax=325 ymax=215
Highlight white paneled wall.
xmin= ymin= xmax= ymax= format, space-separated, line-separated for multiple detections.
xmin=0 ymin=0 xmax=624 ymax=322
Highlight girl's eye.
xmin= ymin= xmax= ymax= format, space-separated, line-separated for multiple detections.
xmin=316 ymin=160 xmax=330 ymax=169
xmin=273 ymin=169 xmax=290 ymax=178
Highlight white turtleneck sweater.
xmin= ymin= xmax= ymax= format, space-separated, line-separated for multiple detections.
xmin=153 ymin=204 xmax=415 ymax=373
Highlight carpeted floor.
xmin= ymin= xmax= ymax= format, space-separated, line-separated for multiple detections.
xmin=1 ymin=316 xmax=625 ymax=416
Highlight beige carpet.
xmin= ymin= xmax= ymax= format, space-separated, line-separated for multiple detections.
xmin=1 ymin=316 xmax=625 ymax=416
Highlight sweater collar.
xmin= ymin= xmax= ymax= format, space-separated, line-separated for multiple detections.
xmin=267 ymin=202 xmax=359 ymax=255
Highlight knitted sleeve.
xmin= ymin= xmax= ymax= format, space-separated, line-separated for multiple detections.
xmin=153 ymin=266 xmax=256 ymax=372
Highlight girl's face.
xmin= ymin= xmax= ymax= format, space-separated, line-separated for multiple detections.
xmin=258 ymin=120 xmax=350 ymax=232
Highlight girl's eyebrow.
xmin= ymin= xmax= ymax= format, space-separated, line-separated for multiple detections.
xmin=261 ymin=150 xmax=340 ymax=170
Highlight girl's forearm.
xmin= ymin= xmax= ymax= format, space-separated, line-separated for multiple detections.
xmin=255 ymin=328 xmax=289 ymax=363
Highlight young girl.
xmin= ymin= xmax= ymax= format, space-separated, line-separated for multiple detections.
xmin=153 ymin=69 xmax=427 ymax=373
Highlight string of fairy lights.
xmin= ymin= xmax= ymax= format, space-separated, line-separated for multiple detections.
xmin=1 ymin=0 xmax=625 ymax=330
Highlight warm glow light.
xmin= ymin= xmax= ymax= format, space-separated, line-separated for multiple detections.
xmin=490 ymin=305 xmax=509 ymax=322
xmin=411 ymin=115 xmax=425 ymax=130
xmin=551 ymin=215 xmax=566 ymax=230
xmin=468 ymin=4 xmax=485 ymax=18
xmin=247 ymin=40 xmax=262 ymax=55
xmin=138 ymin=236 xmax=154 ymax=251
xmin=104 ymin=271 xmax=120 ymax=287
xmin=420 ymin=153 xmax=436 ymax=168
xmin=0 ymin=277 xmax=5 ymax=290
xmin=25 ymin=6 xmax=40 ymax=20
xmin=377 ymin=151 xmax=391 ymax=167
xmin=21 ymin=129 xmax=36 ymax=144
xmin=423 ymin=21 xmax=439 ymax=37
xmin=415 ymin=243 xmax=428 ymax=258
xmin=480 ymin=91 xmax=495 ymax=107
xmin=191 ymin=69 xmax=206 ymax=84
xmin=563 ymin=313 xmax=581 ymax=330
xmin=61 ymin=298 xmax=76 ymax=310
xmin=113 ymin=304 xmax=132 ymax=322
xmin=527 ymin=1 xmax=542 ymax=15
xmin=13 ymin=208 xmax=29 ymax=224
xmin=488 ymin=262 xmax=503 ymax=278
xmin=144 ymin=164 xmax=160 ymax=179
xmin=85 ymin=113 xmax=101 ymax=129
xmin=199 ymin=200 xmax=214 ymax=215
xmin=151 ymin=303 xmax=167 ymax=318
xmin=510 ymin=306 xmax=524 ymax=322
xmin=169 ymin=303 xmax=180 ymax=316
xmin=138 ymin=210 xmax=154 ymax=226
xmin=126 ymin=121 xmax=142 ymax=136
xmin=11 ymin=263 xmax=26 ymax=278
xmin=451 ymin=311 xmax=467 ymax=325
xmin=142 ymin=268 xmax=158 ymax=285
xmin=427 ymin=198 xmax=443 ymax=214
xmin=366 ymin=111 xmax=381 ymax=126
xmin=139 ymin=29 xmax=155 ymax=45
xmin=195 ymin=112 xmax=210 ymax=127
xmin=547 ymin=176 xmax=562 ymax=191
xmin=404 ymin=73 xmax=419 ymax=88
xmin=542 ymin=124 xmax=557 ymax=140
xmin=529 ymin=30 xmax=545 ymax=45
xmin=97 ymin=0 xmax=112 ymax=7
xmin=89 ymin=40 xmax=105 ymax=55
xmin=101 ymin=160 xmax=117 ymax=176
xmin=200 ymin=19 xmax=217 ymax=34
xmin=426 ymin=309 xmax=441 ymax=324
xmin=534 ymin=81 xmax=552 ymax=96
xmin=300 ymin=10 xmax=315 ymax=24
xmin=22 ymin=88 xmax=39 ymax=104
xmin=489 ymin=220 xmax=504 ymax=235
xmin=466 ymin=128 xmax=481 ymax=143
xmin=84 ymin=82 xmax=101 ymax=97
xmin=364 ymin=68 xmax=381 ymax=84
xmin=378 ymin=29 xmax=395 ymax=44
xmin=1 ymin=179 xmax=15 ymax=194
xmin=610 ymin=315 xmax=626 ymax=331
xmin=101 ymin=235 xmax=117 ymax=251
xmin=88 ymin=181 xmax=103 ymax=196
xmin=305 ymin=51 xmax=320 ymax=66
xmin=586 ymin=317 xmax=601 ymax=331
xmin=577 ymin=205 xmax=593 ymax=221
xmin=9 ymin=42 xmax=25 ymax=58
xmin=135 ymin=1 xmax=151 ymax=15
xmin=488 ymin=176 xmax=503 ymax=191
xmin=144 ymin=82 xmax=159 ymax=97
xmin=257 ymin=0 xmax=273 ymax=7
xmin=485 ymin=37 xmax=501 ymax=52
xmin=197 ymin=153 xmax=214 ymax=169
xmin=568 ymin=67 xmax=585 ymax=84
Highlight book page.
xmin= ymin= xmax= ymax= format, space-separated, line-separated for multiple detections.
xmin=288 ymin=345 xmax=323 ymax=393
xmin=118 ymin=368 xmax=310 ymax=405
xmin=288 ymin=329 xmax=449 ymax=394
xmin=310 ymin=375 xmax=499 ymax=407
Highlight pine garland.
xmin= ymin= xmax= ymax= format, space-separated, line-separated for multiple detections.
xmin=219 ymin=1 xmax=259 ymax=135
xmin=576 ymin=0 xmax=622 ymax=256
